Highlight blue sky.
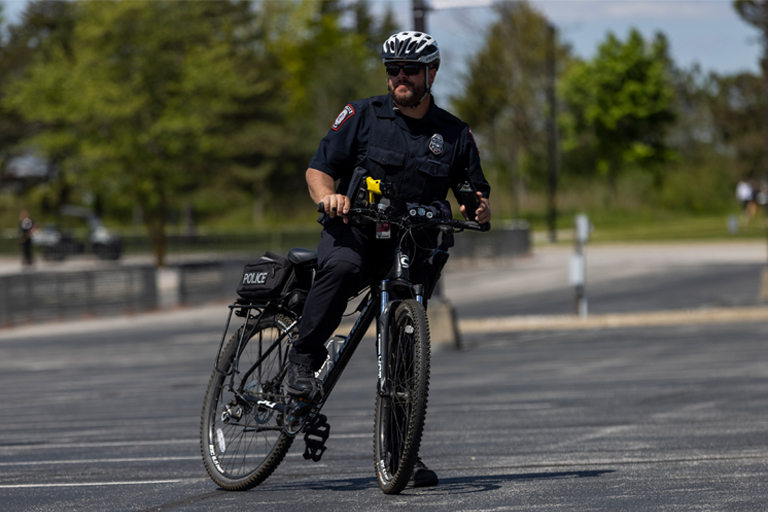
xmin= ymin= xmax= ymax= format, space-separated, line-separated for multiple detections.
xmin=2 ymin=0 xmax=762 ymax=97
xmin=374 ymin=0 xmax=763 ymax=97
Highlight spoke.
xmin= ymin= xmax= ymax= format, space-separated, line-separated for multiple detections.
xmin=205 ymin=319 xmax=294 ymax=482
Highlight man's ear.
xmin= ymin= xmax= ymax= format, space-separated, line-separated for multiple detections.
xmin=428 ymin=68 xmax=437 ymax=87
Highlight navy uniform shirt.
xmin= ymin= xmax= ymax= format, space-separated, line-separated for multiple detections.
xmin=309 ymin=94 xmax=490 ymax=207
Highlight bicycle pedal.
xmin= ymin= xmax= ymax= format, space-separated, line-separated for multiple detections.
xmin=303 ymin=416 xmax=331 ymax=462
xmin=284 ymin=399 xmax=312 ymax=436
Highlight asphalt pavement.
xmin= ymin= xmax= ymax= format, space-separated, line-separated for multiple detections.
xmin=1 ymin=241 xmax=768 ymax=511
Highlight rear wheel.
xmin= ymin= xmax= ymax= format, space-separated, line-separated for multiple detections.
xmin=201 ymin=314 xmax=296 ymax=490
xmin=373 ymin=299 xmax=430 ymax=494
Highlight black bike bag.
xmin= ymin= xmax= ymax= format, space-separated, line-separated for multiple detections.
xmin=237 ymin=252 xmax=298 ymax=301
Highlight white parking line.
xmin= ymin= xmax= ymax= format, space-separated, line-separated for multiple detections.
xmin=0 ymin=479 xmax=186 ymax=489
xmin=0 ymin=456 xmax=199 ymax=466
xmin=1 ymin=439 xmax=198 ymax=451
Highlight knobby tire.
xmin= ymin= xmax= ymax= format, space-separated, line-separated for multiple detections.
xmin=200 ymin=314 xmax=295 ymax=490
xmin=373 ymin=299 xmax=430 ymax=494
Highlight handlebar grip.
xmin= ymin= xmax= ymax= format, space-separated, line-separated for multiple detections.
xmin=316 ymin=202 xmax=326 ymax=224
xmin=462 ymin=221 xmax=491 ymax=232
xmin=317 ymin=202 xmax=325 ymax=213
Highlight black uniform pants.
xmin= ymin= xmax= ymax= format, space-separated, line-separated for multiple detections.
xmin=288 ymin=219 xmax=433 ymax=371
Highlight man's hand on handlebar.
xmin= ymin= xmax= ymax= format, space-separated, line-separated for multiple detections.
xmin=459 ymin=191 xmax=491 ymax=224
xmin=318 ymin=194 xmax=351 ymax=223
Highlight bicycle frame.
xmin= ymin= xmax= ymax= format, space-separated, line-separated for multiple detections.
xmin=212 ymin=251 xmax=424 ymax=434
xmin=318 ymin=251 xmax=424 ymax=406
xmin=201 ymin=185 xmax=491 ymax=492
xmin=211 ymin=198 xmax=487 ymax=435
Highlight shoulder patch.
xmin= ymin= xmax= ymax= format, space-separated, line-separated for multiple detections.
xmin=332 ymin=104 xmax=355 ymax=131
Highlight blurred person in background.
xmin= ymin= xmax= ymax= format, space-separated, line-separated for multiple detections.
xmin=736 ymin=179 xmax=758 ymax=222
xmin=18 ymin=210 xmax=37 ymax=268
xmin=736 ymin=179 xmax=753 ymax=213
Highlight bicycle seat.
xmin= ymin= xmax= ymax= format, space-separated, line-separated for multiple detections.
xmin=288 ymin=247 xmax=318 ymax=265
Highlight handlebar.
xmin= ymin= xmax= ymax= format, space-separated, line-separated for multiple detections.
xmin=317 ymin=202 xmax=490 ymax=232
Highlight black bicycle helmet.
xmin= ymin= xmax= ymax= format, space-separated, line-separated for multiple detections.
xmin=381 ymin=31 xmax=440 ymax=70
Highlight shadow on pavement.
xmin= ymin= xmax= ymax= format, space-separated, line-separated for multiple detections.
xmin=261 ymin=469 xmax=615 ymax=495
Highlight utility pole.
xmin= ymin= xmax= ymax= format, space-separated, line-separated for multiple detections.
xmin=413 ymin=0 xmax=429 ymax=32
xmin=733 ymin=0 xmax=768 ymax=297
xmin=546 ymin=23 xmax=560 ymax=243
xmin=763 ymin=7 xmax=768 ymax=297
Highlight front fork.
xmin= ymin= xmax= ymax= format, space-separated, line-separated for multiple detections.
xmin=376 ymin=279 xmax=423 ymax=397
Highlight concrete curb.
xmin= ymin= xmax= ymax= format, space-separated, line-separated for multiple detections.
xmin=3 ymin=303 xmax=767 ymax=341
xmin=458 ymin=306 xmax=768 ymax=333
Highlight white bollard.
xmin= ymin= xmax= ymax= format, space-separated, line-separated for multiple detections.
xmin=570 ymin=214 xmax=591 ymax=318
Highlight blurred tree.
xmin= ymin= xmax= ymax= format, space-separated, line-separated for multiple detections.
xmin=560 ymin=29 xmax=676 ymax=196
xmin=204 ymin=0 xmax=398 ymax=223
xmin=272 ymin=0 xmax=395 ymax=134
xmin=666 ymin=65 xmax=711 ymax=152
xmin=705 ymin=72 xmax=765 ymax=179
xmin=0 ymin=1 xmax=77 ymax=207
xmin=4 ymin=0 xmax=282 ymax=266
xmin=451 ymin=1 xmax=572 ymax=217
xmin=653 ymin=64 xmax=746 ymax=213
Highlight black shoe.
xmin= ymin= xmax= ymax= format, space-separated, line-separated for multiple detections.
xmin=285 ymin=361 xmax=322 ymax=401
xmin=409 ymin=457 xmax=438 ymax=488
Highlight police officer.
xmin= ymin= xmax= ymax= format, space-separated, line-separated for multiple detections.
xmin=286 ymin=31 xmax=491 ymax=487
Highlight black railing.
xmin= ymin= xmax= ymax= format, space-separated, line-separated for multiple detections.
xmin=0 ymin=224 xmax=530 ymax=325
xmin=175 ymin=224 xmax=531 ymax=306
xmin=0 ymin=266 xmax=157 ymax=327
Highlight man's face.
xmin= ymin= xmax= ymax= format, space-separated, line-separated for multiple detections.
xmin=386 ymin=62 xmax=428 ymax=108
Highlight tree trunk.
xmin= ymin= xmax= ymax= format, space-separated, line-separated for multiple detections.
xmin=149 ymin=223 xmax=166 ymax=268
xmin=606 ymin=157 xmax=620 ymax=207
xmin=142 ymin=204 xmax=168 ymax=268
xmin=252 ymin=196 xmax=264 ymax=224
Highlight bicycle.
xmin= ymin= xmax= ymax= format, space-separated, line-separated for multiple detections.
xmin=200 ymin=185 xmax=489 ymax=495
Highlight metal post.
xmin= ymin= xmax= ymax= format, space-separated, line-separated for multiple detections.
xmin=546 ymin=23 xmax=560 ymax=243
xmin=413 ymin=0 xmax=428 ymax=32
xmin=763 ymin=13 xmax=768 ymax=298
xmin=569 ymin=214 xmax=590 ymax=318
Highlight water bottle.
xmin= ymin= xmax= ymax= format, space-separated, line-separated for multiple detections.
xmin=315 ymin=335 xmax=347 ymax=381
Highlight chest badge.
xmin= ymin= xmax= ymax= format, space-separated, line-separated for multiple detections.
xmin=429 ymin=133 xmax=444 ymax=155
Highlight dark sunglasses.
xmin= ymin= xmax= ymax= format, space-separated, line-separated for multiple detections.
xmin=385 ymin=64 xmax=423 ymax=76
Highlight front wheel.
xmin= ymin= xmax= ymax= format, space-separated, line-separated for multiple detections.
xmin=373 ymin=299 xmax=431 ymax=494
xmin=200 ymin=314 xmax=296 ymax=491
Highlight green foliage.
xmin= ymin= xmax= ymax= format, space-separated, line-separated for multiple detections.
xmin=3 ymin=1 xmax=314 ymax=264
xmin=733 ymin=0 xmax=768 ymax=33
xmin=1 ymin=0 xmax=766 ymax=248
xmin=5 ymin=1 xmax=274 ymax=265
xmin=658 ymin=152 xmax=735 ymax=214
xmin=0 ymin=1 xmax=78 ymax=178
xmin=451 ymin=1 xmax=573 ymax=218
xmin=704 ymin=71 xmax=765 ymax=179
xmin=254 ymin=0 xmax=397 ymax=201
xmin=0 ymin=0 xmax=401 ymax=249
xmin=560 ymin=29 xmax=676 ymax=192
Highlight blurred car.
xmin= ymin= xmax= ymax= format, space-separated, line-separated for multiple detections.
xmin=32 ymin=207 xmax=122 ymax=261
xmin=32 ymin=224 xmax=83 ymax=261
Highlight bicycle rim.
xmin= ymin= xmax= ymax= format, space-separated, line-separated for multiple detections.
xmin=201 ymin=315 xmax=295 ymax=491
xmin=374 ymin=299 xmax=430 ymax=494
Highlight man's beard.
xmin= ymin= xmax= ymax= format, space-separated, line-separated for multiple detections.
xmin=388 ymin=79 xmax=427 ymax=108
